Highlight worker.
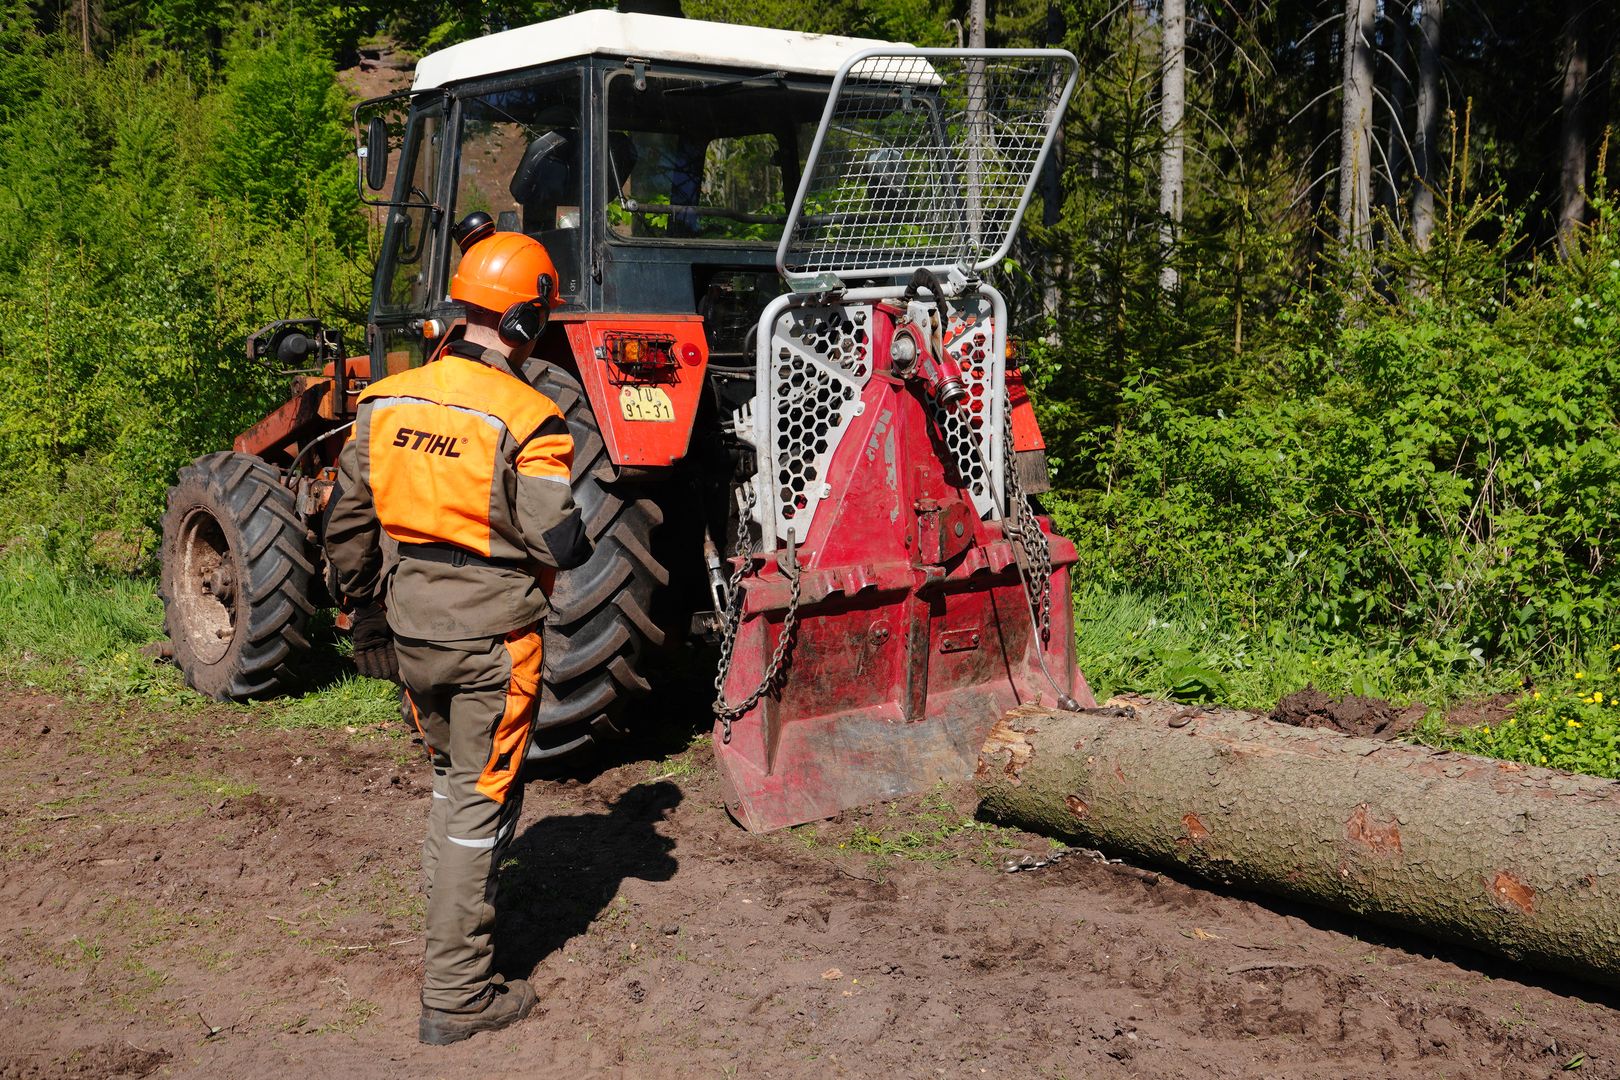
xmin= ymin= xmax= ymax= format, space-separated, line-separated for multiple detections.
xmin=324 ymin=211 xmax=590 ymax=1045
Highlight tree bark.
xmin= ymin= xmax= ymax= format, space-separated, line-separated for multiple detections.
xmin=1412 ymin=0 xmax=1444 ymax=250
xmin=1039 ymin=2 xmax=1067 ymax=341
xmin=965 ymin=0 xmax=988 ymax=251
xmin=1557 ymin=0 xmax=1594 ymax=255
xmin=1158 ymin=0 xmax=1185 ymax=290
xmin=1338 ymin=0 xmax=1377 ymax=251
xmin=1382 ymin=0 xmax=1411 ymax=220
xmin=975 ymin=696 xmax=1620 ymax=989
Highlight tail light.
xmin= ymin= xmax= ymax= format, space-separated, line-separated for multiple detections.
xmin=603 ymin=331 xmax=679 ymax=383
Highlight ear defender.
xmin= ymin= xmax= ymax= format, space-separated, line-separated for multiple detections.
xmin=452 ymin=211 xmax=496 ymax=253
xmin=496 ymin=272 xmax=557 ymax=346
xmin=498 ymin=300 xmax=543 ymax=345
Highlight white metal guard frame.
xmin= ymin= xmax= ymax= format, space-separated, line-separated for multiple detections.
xmin=775 ymin=47 xmax=1080 ymax=285
xmin=748 ymin=282 xmax=1009 ymax=550
xmin=742 ymin=46 xmax=1075 ymax=549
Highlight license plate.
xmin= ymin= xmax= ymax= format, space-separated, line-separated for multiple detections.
xmin=619 ymin=385 xmax=675 ymax=422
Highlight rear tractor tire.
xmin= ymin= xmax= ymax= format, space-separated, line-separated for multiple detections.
xmin=158 ymin=451 xmax=315 ymax=700
xmin=526 ymin=362 xmax=674 ymax=763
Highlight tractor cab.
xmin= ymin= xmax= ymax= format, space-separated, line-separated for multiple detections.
xmin=362 ymin=11 xmax=897 ymax=369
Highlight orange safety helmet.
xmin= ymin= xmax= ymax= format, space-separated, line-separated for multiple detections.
xmin=448 ymin=212 xmax=562 ymax=346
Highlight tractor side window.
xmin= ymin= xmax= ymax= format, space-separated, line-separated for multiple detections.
xmin=452 ymin=75 xmax=585 ymax=304
xmin=377 ymin=105 xmax=445 ymax=314
xmin=604 ymin=72 xmax=825 ymax=244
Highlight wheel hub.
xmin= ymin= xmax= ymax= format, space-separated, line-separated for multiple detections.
xmin=175 ymin=507 xmax=236 ymax=663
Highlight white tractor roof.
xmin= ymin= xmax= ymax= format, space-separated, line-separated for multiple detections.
xmin=412 ymin=10 xmax=910 ymax=92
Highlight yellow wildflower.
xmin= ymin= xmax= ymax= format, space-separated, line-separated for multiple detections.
xmin=1597 ymin=692 xmax=1606 ymax=704
xmin=1533 ymin=691 xmax=1542 ymax=700
xmin=1568 ymin=719 xmax=1581 ymax=728
xmin=1611 ymin=644 xmax=1619 ymax=651
xmin=1540 ymin=755 xmax=1548 ymax=763
xmin=1543 ymin=734 xmax=1554 ymax=742
xmin=1576 ymin=671 xmax=1586 ymax=679
xmin=1482 ymin=725 xmax=1492 ymax=735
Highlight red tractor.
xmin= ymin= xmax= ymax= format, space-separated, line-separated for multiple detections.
xmin=157 ymin=10 xmax=1092 ymax=831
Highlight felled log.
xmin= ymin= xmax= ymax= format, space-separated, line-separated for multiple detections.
xmin=974 ymin=694 xmax=1620 ymax=988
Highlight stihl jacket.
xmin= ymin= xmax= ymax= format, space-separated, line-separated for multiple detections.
xmin=325 ymin=340 xmax=590 ymax=641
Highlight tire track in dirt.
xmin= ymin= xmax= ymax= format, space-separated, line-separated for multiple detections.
xmin=1 ymin=689 xmax=1616 ymax=1079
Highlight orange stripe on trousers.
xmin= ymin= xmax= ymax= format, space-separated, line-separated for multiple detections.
xmin=477 ymin=625 xmax=542 ymax=804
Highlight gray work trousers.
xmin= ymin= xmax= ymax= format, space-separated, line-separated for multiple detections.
xmin=397 ymin=624 xmax=541 ymax=1012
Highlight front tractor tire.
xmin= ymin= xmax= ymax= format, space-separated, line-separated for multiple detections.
xmin=527 ymin=363 xmax=673 ymax=763
xmin=159 ymin=452 xmax=315 ymax=700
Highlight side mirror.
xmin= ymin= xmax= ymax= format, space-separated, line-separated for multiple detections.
xmin=364 ymin=116 xmax=389 ymax=191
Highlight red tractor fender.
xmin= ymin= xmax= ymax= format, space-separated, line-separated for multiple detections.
xmin=235 ymin=316 xmax=711 ymax=469
xmin=562 ymin=315 xmax=709 ymax=468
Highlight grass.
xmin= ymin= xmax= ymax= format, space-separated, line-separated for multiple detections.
xmin=789 ymin=786 xmax=1034 ymax=870
xmin=1073 ymin=583 xmax=1521 ymax=711
xmin=6 ymin=544 xmax=1620 ymax=779
xmin=642 ymin=729 xmax=708 ymax=782
xmin=1073 ymin=583 xmax=1620 ymax=779
xmin=1419 ymin=647 xmax=1620 ymax=777
xmin=0 ymin=550 xmax=399 ymax=732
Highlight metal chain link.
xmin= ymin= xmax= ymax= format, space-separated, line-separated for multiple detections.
xmin=1002 ymin=394 xmax=1052 ymax=643
xmin=711 ymin=388 xmax=1045 ymax=740
xmin=712 ymin=483 xmax=803 ymax=743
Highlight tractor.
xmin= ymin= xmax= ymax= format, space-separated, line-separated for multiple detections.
xmin=156 ymin=9 xmax=1093 ymax=831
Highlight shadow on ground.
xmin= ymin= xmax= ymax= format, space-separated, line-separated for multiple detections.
xmin=495 ymin=781 xmax=683 ymax=980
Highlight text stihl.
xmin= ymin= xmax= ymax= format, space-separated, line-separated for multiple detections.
xmin=391 ymin=427 xmax=463 ymax=457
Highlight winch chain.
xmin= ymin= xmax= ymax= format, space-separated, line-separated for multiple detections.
xmin=1002 ymin=396 xmax=1052 ymax=643
xmin=711 ymin=483 xmax=802 ymax=743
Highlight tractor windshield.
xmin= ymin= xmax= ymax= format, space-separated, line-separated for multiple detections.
xmin=449 ymin=72 xmax=587 ymax=302
xmin=603 ymin=71 xmax=829 ymax=245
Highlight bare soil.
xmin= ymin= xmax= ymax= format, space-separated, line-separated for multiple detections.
xmin=1270 ymin=686 xmax=1430 ymax=739
xmin=3 ymin=688 xmax=1618 ymax=1080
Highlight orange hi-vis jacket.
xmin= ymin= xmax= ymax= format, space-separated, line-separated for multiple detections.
xmin=325 ymin=340 xmax=590 ymax=641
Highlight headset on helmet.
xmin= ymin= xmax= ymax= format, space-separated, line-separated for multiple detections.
xmin=448 ymin=212 xmax=561 ymax=347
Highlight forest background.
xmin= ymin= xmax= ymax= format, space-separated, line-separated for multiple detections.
xmin=1 ymin=0 xmax=1619 ymax=772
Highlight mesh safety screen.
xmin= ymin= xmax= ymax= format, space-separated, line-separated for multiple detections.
xmin=780 ymin=50 xmax=1075 ymax=280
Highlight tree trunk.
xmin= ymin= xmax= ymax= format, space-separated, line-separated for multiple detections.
xmin=1557 ymin=0 xmax=1594 ymax=255
xmin=1383 ymin=0 xmax=1411 ymax=220
xmin=1039 ymin=2 xmax=1067 ymax=342
xmin=975 ymin=697 xmax=1620 ymax=990
xmin=1412 ymin=0 xmax=1444 ymax=250
xmin=1158 ymin=0 xmax=1185 ymax=290
xmin=965 ymin=0 xmax=988 ymax=252
xmin=1338 ymin=0 xmax=1377 ymax=250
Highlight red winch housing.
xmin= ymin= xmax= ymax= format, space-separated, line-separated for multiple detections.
xmin=713 ymin=299 xmax=1093 ymax=832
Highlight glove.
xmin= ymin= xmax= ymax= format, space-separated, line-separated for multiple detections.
xmin=350 ymin=602 xmax=399 ymax=683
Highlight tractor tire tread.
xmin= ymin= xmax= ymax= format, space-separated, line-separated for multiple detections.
xmin=159 ymin=451 xmax=315 ymax=702
xmin=523 ymin=361 xmax=673 ymax=759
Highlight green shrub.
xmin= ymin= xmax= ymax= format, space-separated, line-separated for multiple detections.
xmin=0 ymin=30 xmax=367 ymax=572
xmin=1054 ymin=214 xmax=1620 ymax=658
xmin=1418 ymin=643 xmax=1620 ymax=778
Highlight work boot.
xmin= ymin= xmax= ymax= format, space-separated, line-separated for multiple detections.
xmin=418 ymin=976 xmax=538 ymax=1045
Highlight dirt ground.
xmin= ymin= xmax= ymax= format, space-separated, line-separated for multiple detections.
xmin=3 ymin=688 xmax=1618 ymax=1080
xmin=1269 ymin=687 xmax=1433 ymax=739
